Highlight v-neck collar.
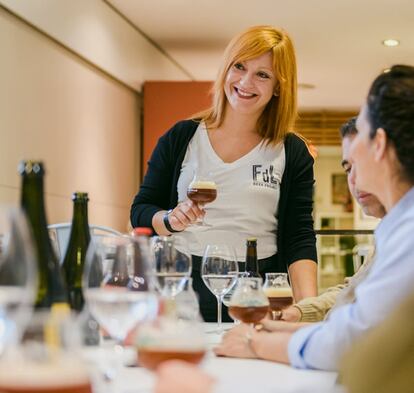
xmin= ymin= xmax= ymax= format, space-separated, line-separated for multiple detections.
xmin=200 ymin=122 xmax=264 ymax=166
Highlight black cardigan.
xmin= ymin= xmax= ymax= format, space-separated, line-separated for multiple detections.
xmin=131 ymin=119 xmax=317 ymax=268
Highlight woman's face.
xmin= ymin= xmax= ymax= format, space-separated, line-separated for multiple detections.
xmin=224 ymin=51 xmax=276 ymax=118
xmin=349 ymin=104 xmax=379 ymax=196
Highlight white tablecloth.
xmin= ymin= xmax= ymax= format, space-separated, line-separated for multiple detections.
xmin=89 ymin=323 xmax=339 ymax=393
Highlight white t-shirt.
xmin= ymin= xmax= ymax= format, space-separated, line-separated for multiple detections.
xmin=175 ymin=122 xmax=285 ymax=261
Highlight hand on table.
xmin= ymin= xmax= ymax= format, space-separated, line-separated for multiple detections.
xmin=154 ymin=360 xmax=214 ymax=393
xmin=280 ymin=306 xmax=301 ymax=322
xmin=214 ymin=324 xmax=258 ymax=359
xmin=168 ymin=200 xmax=205 ymax=231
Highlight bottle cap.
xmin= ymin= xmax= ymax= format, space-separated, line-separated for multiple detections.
xmin=132 ymin=227 xmax=153 ymax=237
xmin=72 ymin=192 xmax=89 ymax=201
xmin=18 ymin=160 xmax=45 ymax=175
xmin=246 ymin=237 xmax=257 ymax=243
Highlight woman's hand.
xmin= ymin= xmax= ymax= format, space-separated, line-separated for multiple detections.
xmin=152 ymin=200 xmax=204 ymax=235
xmin=213 ymin=324 xmax=258 ymax=359
xmin=154 ymin=361 xmax=214 ymax=393
xmin=168 ymin=200 xmax=204 ymax=231
xmin=280 ymin=306 xmax=301 ymax=322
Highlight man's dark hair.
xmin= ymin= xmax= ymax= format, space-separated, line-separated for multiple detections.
xmin=339 ymin=117 xmax=357 ymax=139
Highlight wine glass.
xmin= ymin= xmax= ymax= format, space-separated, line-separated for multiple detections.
xmin=263 ymin=273 xmax=293 ymax=320
xmin=187 ymin=169 xmax=217 ymax=226
xmin=201 ymin=244 xmax=238 ymax=333
xmin=151 ymin=236 xmax=191 ymax=298
xmin=83 ymin=235 xmax=158 ymax=381
xmin=0 ymin=311 xmax=93 ymax=393
xmin=0 ymin=207 xmax=37 ymax=354
xmin=228 ymin=277 xmax=269 ymax=325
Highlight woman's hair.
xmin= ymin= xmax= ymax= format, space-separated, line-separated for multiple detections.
xmin=340 ymin=117 xmax=357 ymax=139
xmin=367 ymin=65 xmax=414 ymax=183
xmin=197 ymin=25 xmax=297 ymax=144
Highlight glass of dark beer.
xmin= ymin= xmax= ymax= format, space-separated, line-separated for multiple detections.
xmin=263 ymin=273 xmax=293 ymax=320
xmin=186 ymin=170 xmax=217 ymax=226
xmin=228 ymin=277 xmax=269 ymax=325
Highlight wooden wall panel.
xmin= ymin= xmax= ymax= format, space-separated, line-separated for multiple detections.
xmin=142 ymin=81 xmax=213 ymax=177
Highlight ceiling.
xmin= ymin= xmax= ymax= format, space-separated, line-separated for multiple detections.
xmin=107 ymin=0 xmax=414 ymax=110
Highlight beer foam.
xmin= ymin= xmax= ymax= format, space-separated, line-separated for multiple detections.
xmin=264 ymin=287 xmax=293 ymax=297
xmin=0 ymin=358 xmax=90 ymax=388
xmin=188 ymin=180 xmax=217 ymax=189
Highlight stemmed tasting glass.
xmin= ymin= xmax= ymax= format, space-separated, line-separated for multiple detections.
xmin=201 ymin=244 xmax=238 ymax=334
xmin=187 ymin=168 xmax=217 ymax=226
xmin=150 ymin=236 xmax=191 ymax=298
xmin=222 ymin=272 xmax=248 ymax=324
xmin=228 ymin=277 xmax=269 ymax=325
xmin=263 ymin=273 xmax=293 ymax=320
xmin=83 ymin=235 xmax=158 ymax=381
xmin=0 ymin=207 xmax=37 ymax=355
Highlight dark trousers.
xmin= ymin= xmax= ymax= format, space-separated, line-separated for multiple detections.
xmin=191 ymin=254 xmax=283 ymax=322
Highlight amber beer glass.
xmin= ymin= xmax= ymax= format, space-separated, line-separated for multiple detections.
xmin=136 ymin=314 xmax=207 ymax=370
xmin=186 ymin=170 xmax=217 ymax=226
xmin=263 ymin=273 xmax=293 ymax=320
xmin=228 ymin=277 xmax=269 ymax=324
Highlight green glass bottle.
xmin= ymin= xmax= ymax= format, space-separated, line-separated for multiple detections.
xmin=19 ymin=160 xmax=68 ymax=308
xmin=62 ymin=192 xmax=91 ymax=311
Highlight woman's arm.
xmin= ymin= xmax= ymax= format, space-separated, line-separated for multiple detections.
xmin=288 ymin=259 xmax=318 ymax=300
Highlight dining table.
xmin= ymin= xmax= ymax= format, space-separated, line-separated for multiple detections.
xmin=87 ymin=323 xmax=340 ymax=393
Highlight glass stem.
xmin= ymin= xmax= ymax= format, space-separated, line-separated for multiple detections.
xmin=217 ymin=295 xmax=223 ymax=333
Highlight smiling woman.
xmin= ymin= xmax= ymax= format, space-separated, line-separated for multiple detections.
xmin=130 ymin=25 xmax=318 ymax=322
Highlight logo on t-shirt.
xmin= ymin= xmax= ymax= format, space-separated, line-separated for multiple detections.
xmin=252 ymin=164 xmax=280 ymax=189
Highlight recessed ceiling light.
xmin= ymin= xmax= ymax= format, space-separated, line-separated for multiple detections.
xmin=382 ymin=39 xmax=400 ymax=47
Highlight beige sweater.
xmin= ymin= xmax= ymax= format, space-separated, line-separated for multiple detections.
xmin=294 ymin=255 xmax=374 ymax=322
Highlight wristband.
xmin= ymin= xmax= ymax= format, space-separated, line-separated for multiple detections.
xmin=163 ymin=209 xmax=182 ymax=233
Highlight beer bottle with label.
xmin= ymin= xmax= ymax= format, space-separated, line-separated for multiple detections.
xmin=62 ymin=192 xmax=91 ymax=311
xmin=19 ymin=160 xmax=68 ymax=308
xmin=245 ymin=238 xmax=261 ymax=279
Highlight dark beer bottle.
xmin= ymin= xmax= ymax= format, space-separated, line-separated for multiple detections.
xmin=245 ymin=238 xmax=261 ymax=279
xmin=19 ymin=160 xmax=68 ymax=308
xmin=62 ymin=192 xmax=91 ymax=311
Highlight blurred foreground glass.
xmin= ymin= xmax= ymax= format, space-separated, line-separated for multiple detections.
xmin=0 ymin=207 xmax=37 ymax=354
xmin=151 ymin=236 xmax=191 ymax=298
xmin=201 ymin=244 xmax=238 ymax=333
xmin=228 ymin=277 xmax=269 ymax=325
xmin=83 ymin=235 xmax=158 ymax=343
xmin=263 ymin=273 xmax=293 ymax=320
xmin=136 ymin=312 xmax=206 ymax=371
xmin=0 ymin=311 xmax=92 ymax=393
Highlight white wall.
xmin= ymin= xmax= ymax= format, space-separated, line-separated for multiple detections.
xmin=0 ymin=0 xmax=190 ymax=90
xmin=0 ymin=7 xmax=140 ymax=231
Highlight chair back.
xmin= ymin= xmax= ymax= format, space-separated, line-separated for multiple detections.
xmin=48 ymin=223 xmax=123 ymax=262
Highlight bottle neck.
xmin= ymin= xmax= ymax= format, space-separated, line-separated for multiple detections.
xmin=21 ymin=175 xmax=48 ymax=231
xmin=245 ymin=245 xmax=259 ymax=274
xmin=70 ymin=201 xmax=90 ymax=240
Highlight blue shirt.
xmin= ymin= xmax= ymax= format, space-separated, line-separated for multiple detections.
xmin=288 ymin=186 xmax=414 ymax=370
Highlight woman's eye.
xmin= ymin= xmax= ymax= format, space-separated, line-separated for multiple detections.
xmin=344 ymin=166 xmax=352 ymax=175
xmin=257 ymin=71 xmax=270 ymax=79
xmin=234 ymin=63 xmax=244 ymax=70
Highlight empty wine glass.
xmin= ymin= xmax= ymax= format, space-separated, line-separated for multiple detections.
xmin=263 ymin=273 xmax=293 ymax=320
xmin=201 ymin=244 xmax=238 ymax=333
xmin=0 ymin=206 xmax=37 ymax=354
xmin=187 ymin=168 xmax=217 ymax=226
xmin=83 ymin=235 xmax=158 ymax=384
xmin=228 ymin=277 xmax=269 ymax=325
xmin=151 ymin=236 xmax=191 ymax=298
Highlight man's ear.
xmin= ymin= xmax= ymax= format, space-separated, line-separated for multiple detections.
xmin=373 ymin=128 xmax=387 ymax=162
